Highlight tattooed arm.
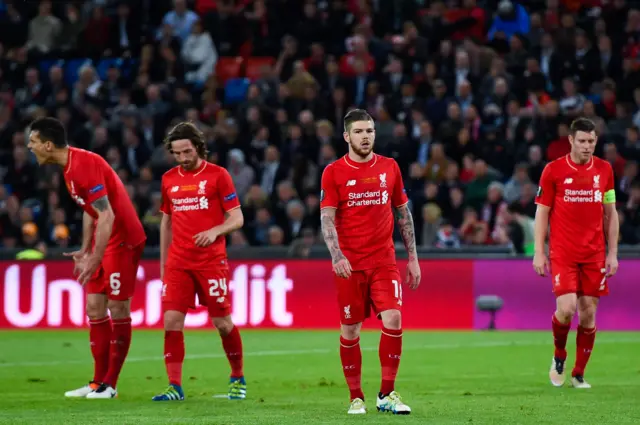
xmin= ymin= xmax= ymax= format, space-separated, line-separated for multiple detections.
xmin=321 ymin=207 xmax=352 ymax=278
xmin=321 ymin=207 xmax=345 ymax=262
xmin=394 ymin=203 xmax=418 ymax=261
xmin=90 ymin=196 xmax=115 ymax=259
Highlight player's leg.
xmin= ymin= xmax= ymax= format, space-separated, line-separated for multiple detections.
xmin=197 ymin=269 xmax=246 ymax=399
xmin=370 ymin=267 xmax=410 ymax=415
xmin=64 ymin=290 xmax=109 ymax=398
xmin=88 ymin=246 xmax=144 ymax=399
xmin=548 ymin=261 xmax=579 ymax=387
xmin=336 ymin=271 xmax=366 ymax=414
xmin=152 ymin=267 xmax=193 ymax=401
xmin=570 ymin=262 xmax=606 ymax=388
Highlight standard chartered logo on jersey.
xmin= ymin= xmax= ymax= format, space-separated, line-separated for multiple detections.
xmin=564 ymin=189 xmax=602 ymax=203
xmin=172 ymin=196 xmax=209 ymax=211
xmin=347 ymin=190 xmax=389 ymax=207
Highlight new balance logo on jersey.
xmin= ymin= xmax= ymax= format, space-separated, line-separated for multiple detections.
xmin=171 ymin=186 xmax=180 ymax=192
xmin=564 ymin=178 xmax=573 ymax=184
xmin=172 ymin=196 xmax=209 ymax=212
xmin=346 ymin=180 xmax=356 ymax=186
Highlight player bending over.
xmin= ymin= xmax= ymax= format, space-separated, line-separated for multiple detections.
xmin=533 ymin=117 xmax=619 ymax=389
xmin=152 ymin=122 xmax=246 ymax=401
xmin=320 ymin=109 xmax=421 ymax=415
xmin=28 ymin=118 xmax=146 ymax=399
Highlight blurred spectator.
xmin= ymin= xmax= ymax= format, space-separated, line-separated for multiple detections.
xmin=0 ymin=0 xmax=637 ymax=254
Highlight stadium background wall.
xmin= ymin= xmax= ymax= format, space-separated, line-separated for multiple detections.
xmin=1 ymin=250 xmax=638 ymax=331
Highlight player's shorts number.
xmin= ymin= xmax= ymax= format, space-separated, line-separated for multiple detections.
xmin=392 ymin=279 xmax=402 ymax=300
xmin=208 ymin=278 xmax=228 ymax=303
xmin=109 ymin=272 xmax=121 ymax=296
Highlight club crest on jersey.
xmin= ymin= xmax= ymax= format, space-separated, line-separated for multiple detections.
xmin=593 ymin=175 xmax=600 ymax=189
xmin=198 ymin=180 xmax=207 ymax=195
xmin=379 ymin=173 xmax=387 ymax=188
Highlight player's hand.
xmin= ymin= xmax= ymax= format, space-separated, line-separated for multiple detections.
xmin=406 ymin=258 xmax=421 ymax=290
xmin=605 ymin=252 xmax=618 ymax=277
xmin=193 ymin=228 xmax=220 ymax=247
xmin=76 ymin=254 xmax=101 ymax=285
xmin=332 ymin=253 xmax=352 ymax=279
xmin=533 ymin=252 xmax=550 ymax=277
xmin=64 ymin=249 xmax=89 ymax=276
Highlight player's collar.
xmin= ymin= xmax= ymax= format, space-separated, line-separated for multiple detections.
xmin=565 ymin=154 xmax=594 ymax=171
xmin=343 ymin=153 xmax=377 ymax=169
xmin=178 ymin=159 xmax=207 ymax=176
xmin=63 ymin=147 xmax=73 ymax=174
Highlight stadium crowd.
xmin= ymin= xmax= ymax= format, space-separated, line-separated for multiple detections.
xmin=1 ymin=0 xmax=640 ymax=256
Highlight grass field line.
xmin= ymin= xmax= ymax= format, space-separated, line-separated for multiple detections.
xmin=1 ymin=336 xmax=639 ymax=368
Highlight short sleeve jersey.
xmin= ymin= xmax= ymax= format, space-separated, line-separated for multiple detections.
xmin=320 ymin=154 xmax=409 ymax=271
xmin=63 ymin=147 xmax=146 ymax=253
xmin=161 ymin=161 xmax=241 ymax=270
xmin=535 ymin=154 xmax=616 ymax=263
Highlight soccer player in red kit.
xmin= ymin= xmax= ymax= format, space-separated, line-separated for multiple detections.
xmin=152 ymin=122 xmax=246 ymax=402
xmin=533 ymin=118 xmax=619 ymax=389
xmin=27 ymin=117 xmax=146 ymax=399
xmin=320 ymin=109 xmax=421 ymax=415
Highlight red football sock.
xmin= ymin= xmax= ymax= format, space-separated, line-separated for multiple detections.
xmin=572 ymin=326 xmax=596 ymax=377
xmin=552 ymin=314 xmax=571 ymax=360
xmin=103 ymin=317 xmax=132 ymax=388
xmin=340 ymin=336 xmax=364 ymax=401
xmin=221 ymin=326 xmax=244 ymax=378
xmin=89 ymin=317 xmax=112 ymax=383
xmin=379 ymin=327 xmax=403 ymax=395
xmin=164 ymin=330 xmax=185 ymax=386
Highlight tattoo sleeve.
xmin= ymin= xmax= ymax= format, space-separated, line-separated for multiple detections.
xmin=320 ymin=208 xmax=345 ymax=263
xmin=395 ymin=204 xmax=418 ymax=260
xmin=90 ymin=196 xmax=115 ymax=258
xmin=91 ymin=196 xmax=110 ymax=212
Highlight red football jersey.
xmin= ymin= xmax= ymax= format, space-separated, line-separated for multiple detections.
xmin=63 ymin=147 xmax=146 ymax=253
xmin=535 ymin=154 xmax=616 ymax=263
xmin=161 ymin=161 xmax=240 ymax=270
xmin=320 ymin=154 xmax=409 ymax=271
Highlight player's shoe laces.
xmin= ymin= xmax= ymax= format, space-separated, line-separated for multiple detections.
xmin=347 ymin=398 xmax=367 ymax=415
xmin=571 ymin=375 xmax=592 ymax=389
xmin=376 ymin=391 xmax=411 ymax=414
xmin=549 ymin=356 xmax=566 ymax=387
xmin=227 ymin=377 xmax=246 ymax=400
xmin=152 ymin=384 xmax=185 ymax=401
xmin=85 ymin=383 xmax=117 ymax=399
xmin=64 ymin=381 xmax=100 ymax=398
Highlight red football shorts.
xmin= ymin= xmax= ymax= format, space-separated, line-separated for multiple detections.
xmin=162 ymin=267 xmax=231 ymax=318
xmin=334 ymin=264 xmax=403 ymax=325
xmin=550 ymin=258 xmax=608 ymax=298
xmin=86 ymin=243 xmax=145 ymax=301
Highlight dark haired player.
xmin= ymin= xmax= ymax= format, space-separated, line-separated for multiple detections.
xmin=152 ymin=122 xmax=246 ymax=401
xmin=28 ymin=117 xmax=146 ymax=399
xmin=320 ymin=109 xmax=421 ymax=415
xmin=534 ymin=117 xmax=619 ymax=389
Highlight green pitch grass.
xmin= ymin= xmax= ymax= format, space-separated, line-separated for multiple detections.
xmin=0 ymin=330 xmax=639 ymax=424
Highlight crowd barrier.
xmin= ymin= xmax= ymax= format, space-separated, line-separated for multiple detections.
xmin=0 ymin=259 xmax=638 ymax=330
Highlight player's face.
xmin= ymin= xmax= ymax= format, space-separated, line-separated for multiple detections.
xmin=27 ymin=131 xmax=54 ymax=165
xmin=344 ymin=120 xmax=375 ymax=159
xmin=569 ymin=130 xmax=597 ymax=163
xmin=171 ymin=139 xmax=200 ymax=170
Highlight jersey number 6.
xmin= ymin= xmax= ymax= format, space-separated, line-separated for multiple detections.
xmin=110 ymin=273 xmax=121 ymax=296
